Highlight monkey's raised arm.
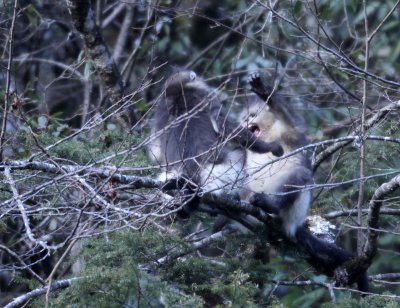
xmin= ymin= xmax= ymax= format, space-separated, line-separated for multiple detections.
xmin=248 ymin=72 xmax=307 ymax=141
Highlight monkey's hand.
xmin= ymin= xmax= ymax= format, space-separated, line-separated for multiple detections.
xmin=249 ymin=193 xmax=280 ymax=215
xmin=248 ymin=73 xmax=274 ymax=102
xmin=269 ymin=141 xmax=284 ymax=157
xmin=244 ymin=136 xmax=284 ymax=156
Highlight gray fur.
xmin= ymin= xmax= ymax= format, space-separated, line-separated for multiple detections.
xmin=148 ymin=71 xmax=245 ymax=196
xmin=243 ymin=73 xmax=314 ymax=237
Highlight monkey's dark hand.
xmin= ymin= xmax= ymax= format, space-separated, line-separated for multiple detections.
xmin=249 ymin=193 xmax=279 ymax=215
xmin=245 ymin=136 xmax=284 ymax=156
xmin=248 ymin=73 xmax=274 ymax=101
xmin=161 ymin=177 xmax=198 ymax=192
xmin=269 ymin=141 xmax=284 ymax=157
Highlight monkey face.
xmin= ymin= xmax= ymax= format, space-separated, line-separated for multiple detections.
xmin=241 ymin=102 xmax=280 ymax=142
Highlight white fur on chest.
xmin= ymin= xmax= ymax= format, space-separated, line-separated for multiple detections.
xmin=245 ymin=152 xmax=302 ymax=193
xmin=201 ymin=149 xmax=245 ymax=194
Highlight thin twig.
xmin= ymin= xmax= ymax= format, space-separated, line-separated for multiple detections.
xmin=325 ymin=208 xmax=400 ymax=219
xmin=254 ymin=0 xmax=400 ymax=87
xmin=4 ymin=166 xmax=53 ymax=250
xmin=368 ymin=0 xmax=400 ymax=43
xmin=45 ymin=236 xmax=80 ymax=308
xmin=356 ymin=0 xmax=369 ymax=255
xmin=0 ymin=0 xmax=18 ymax=162
xmin=312 ymin=100 xmax=400 ymax=171
xmin=0 ymin=244 xmax=45 ymax=285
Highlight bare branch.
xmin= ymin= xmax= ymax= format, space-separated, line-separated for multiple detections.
xmin=325 ymin=208 xmax=400 ymax=219
xmin=4 ymin=278 xmax=81 ymax=308
xmin=65 ymin=0 xmax=136 ymax=124
xmin=112 ymin=5 xmax=133 ymax=63
xmin=4 ymin=166 xmax=53 ymax=250
xmin=155 ymin=228 xmax=237 ymax=266
xmin=368 ymin=0 xmax=400 ymax=43
xmin=356 ymin=0 xmax=370 ymax=255
xmin=255 ymin=0 xmax=400 ymax=87
xmin=312 ymin=100 xmax=400 ymax=171
xmin=0 ymin=244 xmax=45 ymax=285
xmin=363 ymin=174 xmax=400 ymax=262
xmin=0 ymin=0 xmax=18 ymax=161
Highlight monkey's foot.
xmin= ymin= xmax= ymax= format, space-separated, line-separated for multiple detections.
xmin=249 ymin=193 xmax=279 ymax=215
xmin=162 ymin=177 xmax=198 ymax=192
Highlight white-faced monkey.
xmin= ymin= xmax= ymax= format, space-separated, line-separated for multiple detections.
xmin=243 ymin=72 xmax=368 ymax=292
xmin=148 ymin=70 xmax=283 ymax=217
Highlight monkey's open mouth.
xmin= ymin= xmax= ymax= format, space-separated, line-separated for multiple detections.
xmin=248 ymin=124 xmax=261 ymax=137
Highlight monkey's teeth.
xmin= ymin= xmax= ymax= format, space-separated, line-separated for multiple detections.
xmin=248 ymin=124 xmax=261 ymax=137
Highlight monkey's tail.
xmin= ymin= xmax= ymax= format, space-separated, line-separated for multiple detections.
xmin=295 ymin=226 xmax=369 ymax=293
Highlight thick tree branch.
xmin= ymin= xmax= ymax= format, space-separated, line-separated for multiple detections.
xmin=363 ymin=174 xmax=400 ymax=263
xmin=0 ymin=159 xmax=162 ymax=189
xmin=4 ymin=278 xmax=81 ymax=308
xmin=65 ymin=0 xmax=136 ymax=124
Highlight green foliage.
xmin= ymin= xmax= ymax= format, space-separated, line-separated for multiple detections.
xmin=322 ymin=295 xmax=400 ymax=308
xmin=17 ymin=122 xmax=151 ymax=173
xmin=33 ymin=230 xmax=203 ymax=307
xmin=31 ymin=230 xmax=305 ymax=307
xmin=163 ymin=257 xmax=216 ymax=286
xmin=208 ymin=270 xmax=260 ymax=307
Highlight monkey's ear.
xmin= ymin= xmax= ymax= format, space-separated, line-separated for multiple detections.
xmin=165 ymin=71 xmax=197 ymax=97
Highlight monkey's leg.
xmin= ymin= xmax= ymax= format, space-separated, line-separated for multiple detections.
xmin=249 ymin=192 xmax=299 ymax=215
xmin=162 ymin=177 xmax=200 ymax=218
xmin=250 ymin=167 xmax=312 ymax=214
